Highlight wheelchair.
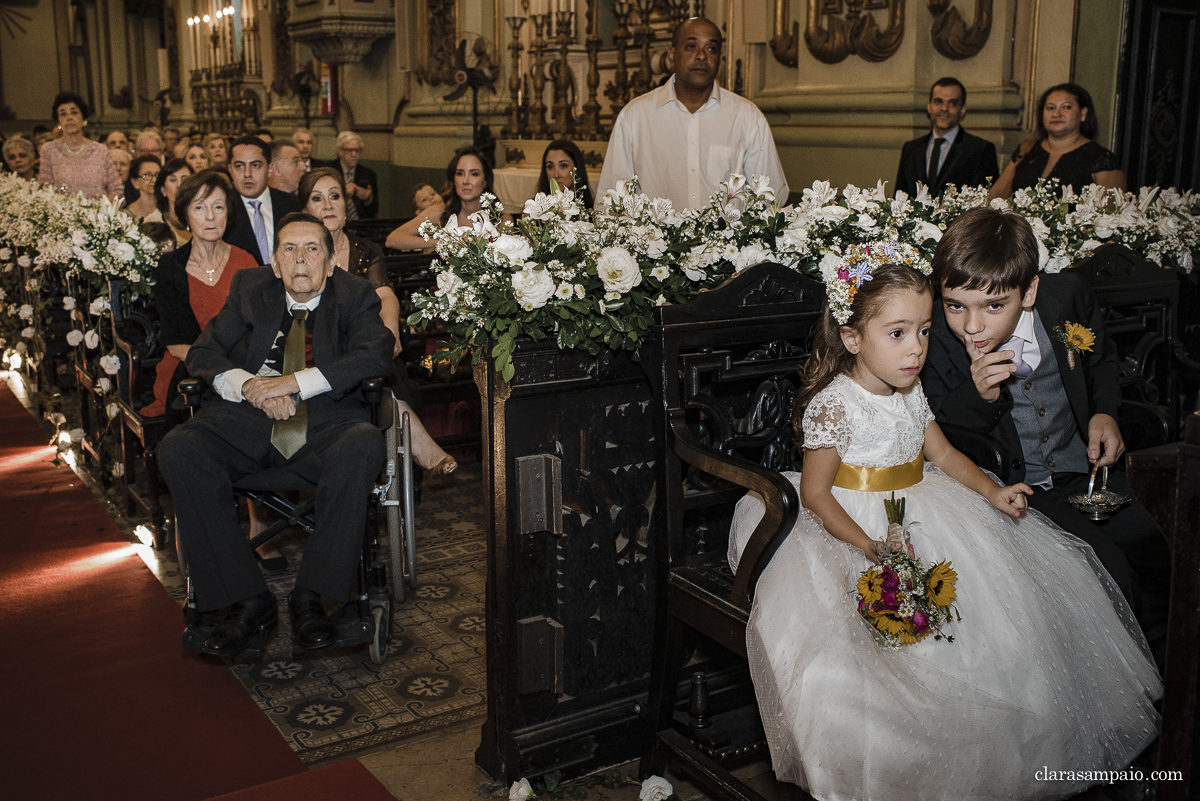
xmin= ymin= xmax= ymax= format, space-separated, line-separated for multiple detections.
xmin=174 ymin=377 xmax=418 ymax=664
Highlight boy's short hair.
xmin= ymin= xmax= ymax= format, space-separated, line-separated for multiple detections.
xmin=932 ymin=207 xmax=1040 ymax=294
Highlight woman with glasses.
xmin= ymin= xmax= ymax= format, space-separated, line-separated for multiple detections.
xmin=125 ymin=154 xmax=162 ymax=220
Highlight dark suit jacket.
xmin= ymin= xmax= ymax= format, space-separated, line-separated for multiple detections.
xmin=921 ymin=271 xmax=1121 ymax=483
xmin=224 ymin=188 xmax=300 ymax=265
xmin=895 ymin=128 xmax=999 ymax=198
xmin=185 ymin=266 xmax=393 ymax=457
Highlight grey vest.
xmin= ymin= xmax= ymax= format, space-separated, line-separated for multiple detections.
xmin=1008 ymin=313 xmax=1089 ymax=485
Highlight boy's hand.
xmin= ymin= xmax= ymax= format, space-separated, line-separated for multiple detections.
xmin=1087 ymin=413 xmax=1125 ymax=467
xmin=964 ymin=339 xmax=1017 ymax=402
xmin=988 ymin=482 xmax=1033 ymax=518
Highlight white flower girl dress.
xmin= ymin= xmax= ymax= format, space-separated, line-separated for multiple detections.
xmin=729 ymin=375 xmax=1161 ymax=801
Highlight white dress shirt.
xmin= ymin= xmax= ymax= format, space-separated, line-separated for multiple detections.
xmin=1008 ymin=309 xmax=1042 ymax=373
xmin=595 ymin=76 xmax=789 ymax=210
xmin=241 ymin=188 xmax=276 ymax=255
xmin=213 ymin=290 xmax=332 ymax=402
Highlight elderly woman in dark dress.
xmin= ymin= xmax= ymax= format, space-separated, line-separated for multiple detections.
xmin=300 ymin=167 xmax=457 ymax=476
xmin=989 ymin=83 xmax=1126 ymax=200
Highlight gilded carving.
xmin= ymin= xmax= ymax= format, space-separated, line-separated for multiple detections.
xmin=417 ymin=0 xmax=458 ymax=86
xmin=802 ymin=0 xmax=905 ymax=65
xmin=926 ymin=0 xmax=992 ymax=60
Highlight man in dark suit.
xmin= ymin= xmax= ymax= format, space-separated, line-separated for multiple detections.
xmin=224 ymin=135 xmax=300 ymax=264
xmin=921 ymin=207 xmax=1170 ymax=662
xmin=333 ymin=130 xmax=378 ymax=220
xmin=895 ymin=77 xmax=998 ymax=198
xmin=159 ymin=212 xmax=394 ymax=657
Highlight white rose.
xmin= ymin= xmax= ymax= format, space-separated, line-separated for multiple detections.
xmin=1158 ymin=216 xmax=1181 ymax=237
xmin=596 ymin=247 xmax=643 ymax=295
xmin=1045 ymin=254 xmax=1070 ymax=273
xmin=107 ymin=402 xmax=120 ymax=419
xmin=89 ymin=297 xmax=110 ymax=316
xmin=1035 ymin=237 xmax=1049 ymax=270
xmin=69 ymin=428 xmax=85 ymax=443
xmin=115 ymin=241 xmax=136 ymax=262
xmin=62 ymin=296 xmax=76 ymax=311
xmin=511 ymin=266 xmax=556 ymax=310
xmin=639 ymin=775 xmax=674 ymax=801
xmin=84 ymin=329 xmax=100 ymax=349
xmin=733 ymin=243 xmax=773 ymax=272
xmin=434 ymin=271 xmax=464 ymax=302
xmin=814 ymin=205 xmax=851 ymax=223
xmin=18 ymin=304 xmax=33 ymax=321
xmin=819 ymin=251 xmax=844 ymax=282
xmin=17 ymin=254 xmax=31 ymax=268
xmin=0 ymin=247 xmax=11 ymax=260
xmin=491 ymin=234 xmax=534 ymax=264
xmin=96 ymin=377 xmax=112 ymax=393
xmin=509 ymin=778 xmax=536 ymax=801
xmin=100 ymin=354 xmax=121 ymax=375
xmin=21 ymin=326 xmax=35 ymax=339
xmin=72 ymin=230 xmax=86 ymax=247
xmin=66 ymin=330 xmax=84 ymax=347
xmin=915 ymin=220 xmax=943 ymax=243
xmin=76 ymin=248 xmax=97 ymax=273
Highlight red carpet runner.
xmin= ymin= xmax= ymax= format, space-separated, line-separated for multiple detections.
xmin=0 ymin=382 xmax=393 ymax=800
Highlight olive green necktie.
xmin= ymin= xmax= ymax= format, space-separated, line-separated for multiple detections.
xmin=270 ymin=308 xmax=308 ymax=459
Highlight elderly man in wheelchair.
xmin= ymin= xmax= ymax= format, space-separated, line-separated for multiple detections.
xmin=159 ymin=211 xmax=397 ymax=659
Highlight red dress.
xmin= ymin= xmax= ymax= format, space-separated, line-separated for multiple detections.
xmin=142 ymin=248 xmax=257 ymax=417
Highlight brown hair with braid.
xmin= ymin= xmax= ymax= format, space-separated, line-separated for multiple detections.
xmin=792 ymin=263 xmax=933 ymax=442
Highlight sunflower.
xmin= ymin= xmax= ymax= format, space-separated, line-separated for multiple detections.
xmin=1062 ymin=321 xmax=1094 ymax=352
xmin=898 ymin=625 xmax=926 ymax=645
xmin=872 ymin=610 xmax=905 ymax=636
xmin=857 ymin=567 xmax=883 ymax=604
xmin=926 ymin=561 xmax=958 ymax=607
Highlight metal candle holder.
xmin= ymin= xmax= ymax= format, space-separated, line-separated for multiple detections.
xmin=607 ymin=0 xmax=634 ymax=119
xmin=552 ymin=10 xmax=576 ymax=138
xmin=503 ymin=16 xmax=527 ymax=137
xmin=578 ymin=0 xmax=604 ymax=139
xmin=528 ymin=13 xmax=551 ymax=138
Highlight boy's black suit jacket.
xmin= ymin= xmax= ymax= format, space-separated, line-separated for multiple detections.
xmin=921 ymin=271 xmax=1121 ymax=484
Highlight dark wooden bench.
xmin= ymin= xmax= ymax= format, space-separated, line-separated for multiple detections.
xmin=639 ymin=262 xmax=824 ymax=801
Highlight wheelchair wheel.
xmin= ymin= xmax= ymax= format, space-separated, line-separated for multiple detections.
xmin=387 ymin=410 xmax=417 ymax=601
xmin=368 ymin=604 xmax=389 ymax=664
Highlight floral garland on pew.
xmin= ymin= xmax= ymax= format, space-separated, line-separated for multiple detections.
xmin=0 ymin=172 xmax=160 ymax=479
xmin=410 ymin=173 xmax=1200 ymax=379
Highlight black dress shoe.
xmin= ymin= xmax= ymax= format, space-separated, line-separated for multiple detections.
xmin=289 ymin=590 xmax=337 ymax=650
xmin=203 ymin=592 xmax=278 ymax=656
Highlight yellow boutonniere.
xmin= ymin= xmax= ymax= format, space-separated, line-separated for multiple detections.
xmin=1054 ymin=321 xmax=1094 ymax=369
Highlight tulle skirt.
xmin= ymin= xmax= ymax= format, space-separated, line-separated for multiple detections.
xmin=732 ymin=466 xmax=1162 ymax=801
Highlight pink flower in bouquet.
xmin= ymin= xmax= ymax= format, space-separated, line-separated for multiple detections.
xmin=880 ymin=592 xmax=898 ymax=609
xmin=911 ymin=610 xmax=929 ymax=632
xmin=881 ymin=567 xmax=900 ymax=591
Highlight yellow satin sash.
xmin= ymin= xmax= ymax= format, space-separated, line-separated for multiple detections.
xmin=833 ymin=453 xmax=925 ymax=492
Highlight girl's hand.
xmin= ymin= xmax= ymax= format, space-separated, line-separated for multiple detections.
xmin=988 ymin=483 xmax=1033 ymax=518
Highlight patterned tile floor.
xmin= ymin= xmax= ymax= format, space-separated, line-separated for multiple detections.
xmin=139 ymin=463 xmax=490 ymax=764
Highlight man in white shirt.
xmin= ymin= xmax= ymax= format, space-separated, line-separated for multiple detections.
xmin=594 ymin=17 xmax=788 ymax=210
xmin=224 ymin=135 xmax=300 ymax=264
xmin=159 ymin=212 xmax=393 ymax=657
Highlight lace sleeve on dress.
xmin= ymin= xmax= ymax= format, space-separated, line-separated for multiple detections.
xmin=913 ymin=380 xmax=936 ymax=430
xmin=801 ymin=385 xmax=851 ymax=457
xmin=1090 ymin=144 xmax=1121 ymax=174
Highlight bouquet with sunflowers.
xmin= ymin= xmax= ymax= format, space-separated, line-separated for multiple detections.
xmin=855 ymin=494 xmax=959 ymax=648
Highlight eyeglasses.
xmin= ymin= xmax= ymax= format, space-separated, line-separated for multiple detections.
xmin=138 ymin=172 xmax=161 ymax=181
xmin=339 ymin=146 xmax=362 ymax=154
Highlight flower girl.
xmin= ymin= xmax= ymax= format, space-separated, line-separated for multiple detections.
xmin=728 ymin=246 xmax=1160 ymax=800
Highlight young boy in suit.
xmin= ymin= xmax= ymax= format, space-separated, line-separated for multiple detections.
xmin=921 ymin=206 xmax=1169 ymax=663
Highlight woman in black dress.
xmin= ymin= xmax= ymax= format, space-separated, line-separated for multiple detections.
xmin=300 ymin=167 xmax=457 ymax=476
xmin=989 ymin=83 xmax=1126 ymax=199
